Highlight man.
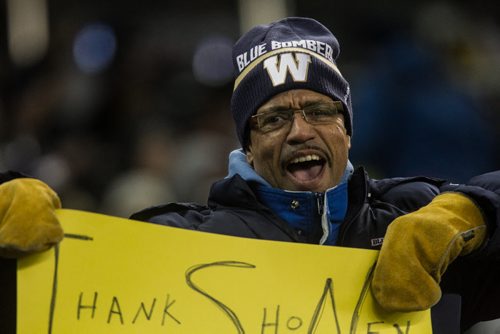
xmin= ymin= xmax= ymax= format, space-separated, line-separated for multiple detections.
xmin=1 ymin=17 xmax=500 ymax=333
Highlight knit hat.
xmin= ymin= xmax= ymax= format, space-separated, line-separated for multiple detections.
xmin=230 ymin=17 xmax=353 ymax=149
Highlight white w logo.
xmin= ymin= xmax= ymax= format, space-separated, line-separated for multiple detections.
xmin=263 ymin=53 xmax=312 ymax=87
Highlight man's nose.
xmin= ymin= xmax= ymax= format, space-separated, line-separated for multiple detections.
xmin=286 ymin=111 xmax=316 ymax=144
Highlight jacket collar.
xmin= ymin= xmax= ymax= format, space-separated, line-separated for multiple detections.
xmin=255 ymin=182 xmax=348 ymax=245
xmin=225 ymin=148 xmax=352 ymax=245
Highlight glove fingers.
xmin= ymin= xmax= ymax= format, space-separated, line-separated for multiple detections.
xmin=0 ymin=178 xmax=63 ymax=257
xmin=0 ymin=211 xmax=63 ymax=255
xmin=371 ymin=222 xmax=442 ymax=312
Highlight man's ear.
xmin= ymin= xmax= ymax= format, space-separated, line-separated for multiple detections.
xmin=246 ymin=145 xmax=254 ymax=166
xmin=347 ymin=135 xmax=351 ymax=149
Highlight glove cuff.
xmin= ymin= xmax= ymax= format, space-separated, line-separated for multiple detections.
xmin=433 ymin=192 xmax=487 ymax=257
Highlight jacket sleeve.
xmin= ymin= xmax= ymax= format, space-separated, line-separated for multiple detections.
xmin=129 ymin=202 xmax=209 ymax=230
xmin=438 ymin=170 xmax=500 ymax=329
xmin=0 ymin=171 xmax=26 ymax=333
xmin=0 ymin=171 xmax=27 ymax=184
xmin=441 ymin=170 xmax=500 ymax=257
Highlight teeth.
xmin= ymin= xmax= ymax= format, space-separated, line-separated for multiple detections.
xmin=290 ymin=154 xmax=321 ymax=164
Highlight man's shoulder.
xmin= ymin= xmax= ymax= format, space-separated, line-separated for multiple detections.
xmin=130 ymin=202 xmax=209 ymax=219
xmin=351 ymin=167 xmax=445 ymax=195
xmin=369 ymin=175 xmax=445 ymax=195
xmin=353 ymin=167 xmax=447 ymax=212
xmin=468 ymin=170 xmax=500 ymax=195
xmin=127 ymin=197 xmax=291 ymax=240
xmin=129 ymin=202 xmax=211 ymax=228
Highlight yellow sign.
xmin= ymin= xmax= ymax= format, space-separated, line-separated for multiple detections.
xmin=17 ymin=209 xmax=432 ymax=333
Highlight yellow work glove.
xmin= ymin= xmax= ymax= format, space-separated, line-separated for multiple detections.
xmin=0 ymin=178 xmax=63 ymax=258
xmin=371 ymin=192 xmax=487 ymax=312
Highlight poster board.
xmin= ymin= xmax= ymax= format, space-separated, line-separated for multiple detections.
xmin=17 ymin=209 xmax=431 ymax=333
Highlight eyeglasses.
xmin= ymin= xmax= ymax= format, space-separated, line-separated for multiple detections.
xmin=250 ymin=101 xmax=344 ymax=133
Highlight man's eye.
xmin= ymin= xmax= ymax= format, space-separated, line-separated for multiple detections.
xmin=261 ymin=113 xmax=287 ymax=126
xmin=307 ymin=106 xmax=337 ymax=118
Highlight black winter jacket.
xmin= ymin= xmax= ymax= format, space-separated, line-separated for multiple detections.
xmin=131 ymin=167 xmax=500 ymax=333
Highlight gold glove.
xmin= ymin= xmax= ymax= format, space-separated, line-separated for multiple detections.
xmin=371 ymin=192 xmax=487 ymax=312
xmin=0 ymin=178 xmax=63 ymax=257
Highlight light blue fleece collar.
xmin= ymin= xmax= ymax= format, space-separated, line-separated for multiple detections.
xmin=227 ymin=149 xmax=272 ymax=185
xmin=226 ymin=149 xmax=353 ymax=245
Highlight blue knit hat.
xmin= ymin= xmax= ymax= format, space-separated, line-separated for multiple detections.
xmin=230 ymin=17 xmax=353 ymax=149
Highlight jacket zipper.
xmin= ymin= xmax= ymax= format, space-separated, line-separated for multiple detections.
xmin=316 ymin=192 xmax=325 ymax=215
xmin=337 ymin=170 xmax=368 ymax=246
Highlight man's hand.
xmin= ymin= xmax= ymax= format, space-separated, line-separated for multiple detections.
xmin=371 ymin=192 xmax=487 ymax=312
xmin=0 ymin=178 xmax=63 ymax=257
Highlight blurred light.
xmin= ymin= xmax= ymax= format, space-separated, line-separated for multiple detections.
xmin=238 ymin=0 xmax=290 ymax=34
xmin=192 ymin=36 xmax=234 ymax=87
xmin=73 ymin=23 xmax=117 ymax=74
xmin=102 ymin=171 xmax=176 ymax=217
xmin=3 ymin=135 xmax=41 ymax=172
xmin=59 ymin=74 xmax=103 ymax=125
xmin=7 ymin=0 xmax=49 ymax=67
xmin=34 ymin=154 xmax=71 ymax=191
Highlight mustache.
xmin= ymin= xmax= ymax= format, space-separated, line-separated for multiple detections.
xmin=280 ymin=144 xmax=332 ymax=169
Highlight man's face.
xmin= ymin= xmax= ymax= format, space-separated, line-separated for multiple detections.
xmin=246 ymin=89 xmax=351 ymax=192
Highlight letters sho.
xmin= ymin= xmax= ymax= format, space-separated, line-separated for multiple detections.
xmin=186 ymin=261 xmax=413 ymax=334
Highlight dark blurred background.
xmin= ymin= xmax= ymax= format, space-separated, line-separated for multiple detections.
xmin=1 ymin=0 xmax=499 ymax=218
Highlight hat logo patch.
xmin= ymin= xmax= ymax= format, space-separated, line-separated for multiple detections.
xmin=263 ymin=53 xmax=312 ymax=87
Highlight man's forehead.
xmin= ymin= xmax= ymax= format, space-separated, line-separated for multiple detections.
xmin=257 ymin=89 xmax=334 ymax=111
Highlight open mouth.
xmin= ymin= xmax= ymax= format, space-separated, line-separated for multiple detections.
xmin=286 ymin=154 xmax=326 ymax=182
